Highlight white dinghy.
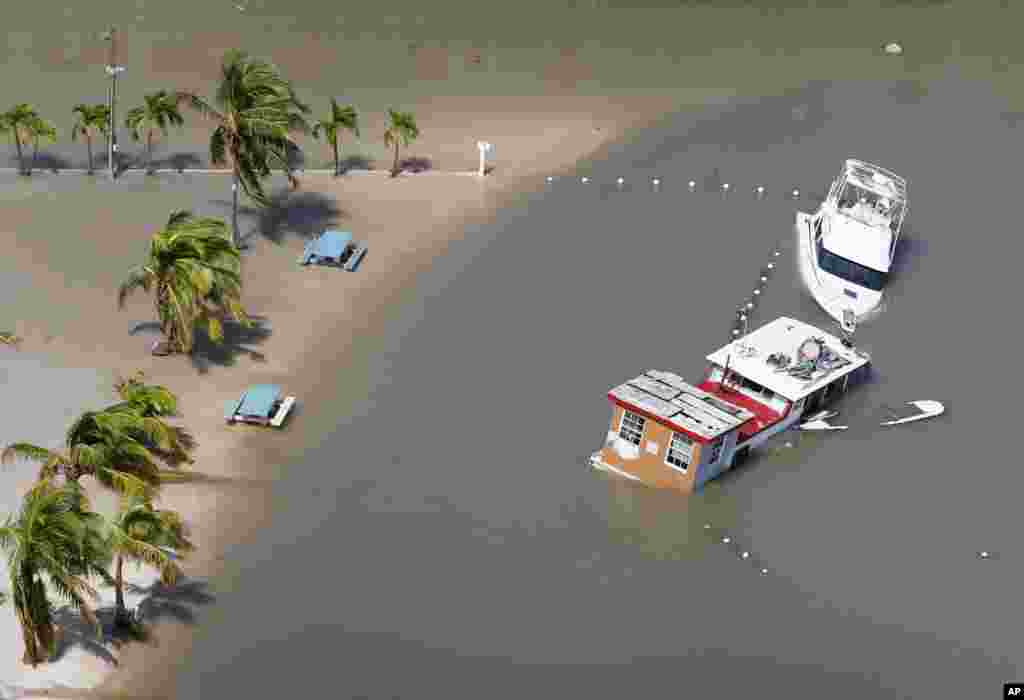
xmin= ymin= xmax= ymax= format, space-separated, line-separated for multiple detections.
xmin=880 ymin=400 xmax=945 ymax=426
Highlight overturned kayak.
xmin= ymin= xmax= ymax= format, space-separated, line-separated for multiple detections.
xmin=880 ymin=400 xmax=945 ymax=426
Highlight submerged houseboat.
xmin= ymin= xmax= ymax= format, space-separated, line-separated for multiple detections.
xmin=589 ymin=317 xmax=871 ymax=493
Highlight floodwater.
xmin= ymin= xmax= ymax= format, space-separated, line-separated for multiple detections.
xmin=173 ymin=76 xmax=1023 ymax=699
xmin=5 ymin=1 xmax=1024 ymax=698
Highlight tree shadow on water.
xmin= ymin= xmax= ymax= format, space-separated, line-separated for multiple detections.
xmin=151 ymin=152 xmax=204 ymax=173
xmin=213 ymin=189 xmax=345 ymax=246
xmin=189 ymin=315 xmax=272 ymax=374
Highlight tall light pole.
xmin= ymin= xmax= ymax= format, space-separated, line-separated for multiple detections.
xmin=103 ymin=27 xmax=125 ymax=180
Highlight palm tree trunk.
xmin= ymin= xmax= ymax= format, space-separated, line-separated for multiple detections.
xmin=332 ymin=137 xmax=340 ymax=177
xmin=147 ymin=130 xmax=154 ymax=174
xmin=114 ymin=554 xmax=130 ymax=627
xmin=86 ymin=134 xmax=94 ymax=174
xmin=13 ymin=130 xmax=25 ymax=176
xmin=31 ymin=137 xmax=38 ymax=176
xmin=231 ymin=169 xmax=240 ymax=248
xmin=392 ymin=142 xmax=400 ymax=177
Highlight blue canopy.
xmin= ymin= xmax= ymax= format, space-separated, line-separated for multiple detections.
xmin=236 ymin=384 xmax=281 ymax=417
xmin=302 ymin=230 xmax=352 ymax=264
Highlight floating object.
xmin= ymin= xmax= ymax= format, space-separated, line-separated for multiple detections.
xmin=617 ymin=177 xmax=624 ymax=185
xmin=798 ymin=418 xmax=848 ymax=431
xmin=704 ymin=523 xmax=712 ymax=529
xmin=225 ymin=384 xmax=296 ymax=428
xmin=760 ymin=276 xmax=767 ymax=283
xmin=774 ymin=251 xmax=780 ymax=257
xmin=688 ymin=180 xmax=696 ymax=189
xmin=741 ymin=551 xmax=750 ymax=559
xmin=722 ymin=183 xmax=730 ymax=191
xmin=767 ymin=263 xmax=775 ymax=270
xmin=581 ymin=177 xmax=589 ymax=183
xmin=652 ymin=177 xmax=661 ymax=186
xmin=978 ymin=550 xmax=991 ymax=560
xmin=792 ymin=188 xmax=800 ymax=198
xmin=880 ymin=400 xmax=945 ymax=426
xmin=760 ymin=568 xmax=768 ymax=575
xmin=884 ymin=42 xmax=903 ymax=56
xmin=746 ymin=302 xmax=754 ymax=309
xmin=753 ymin=289 xmax=761 ymax=296
xmin=796 ymin=159 xmax=907 ymax=326
xmin=732 ymin=329 xmax=740 ymax=336
xmin=756 ymin=185 xmax=765 ymax=194
xmin=722 ymin=537 xmax=731 ymax=544
xmin=546 ymin=176 xmax=553 ymax=182
xmin=783 ymin=442 xmax=793 ymax=448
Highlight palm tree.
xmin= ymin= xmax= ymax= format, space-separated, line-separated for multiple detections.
xmin=0 ymin=104 xmax=41 ymax=175
xmin=174 ymin=50 xmax=311 ymax=246
xmin=71 ymin=104 xmax=111 ymax=175
xmin=112 ymin=371 xmax=196 ymax=467
xmin=0 ymin=480 xmax=110 ymax=666
xmin=124 ymin=90 xmax=185 ymax=175
xmin=2 ymin=406 xmax=178 ymax=501
xmin=104 ymin=496 xmax=193 ymax=628
xmin=312 ymin=98 xmax=359 ymax=176
xmin=28 ymin=117 xmax=58 ymax=175
xmin=117 ymin=210 xmax=249 ymax=354
xmin=383 ymin=109 xmax=420 ymax=178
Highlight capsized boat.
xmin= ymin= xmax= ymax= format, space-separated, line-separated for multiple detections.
xmin=880 ymin=400 xmax=944 ymax=426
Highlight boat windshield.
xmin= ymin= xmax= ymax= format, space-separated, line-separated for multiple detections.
xmin=836 ymin=182 xmax=895 ymax=229
xmin=816 ymin=236 xmax=887 ymax=291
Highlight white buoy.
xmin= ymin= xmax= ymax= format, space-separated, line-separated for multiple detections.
xmin=746 ymin=302 xmax=754 ymax=310
xmin=978 ymin=551 xmax=991 ymax=559
xmin=581 ymin=177 xmax=589 ymax=183
xmin=722 ymin=182 xmax=730 ymax=191
xmin=704 ymin=523 xmax=712 ymax=529
xmin=732 ymin=329 xmax=740 ymax=336
xmin=774 ymin=251 xmax=781 ymax=257
xmin=741 ymin=551 xmax=750 ymax=559
xmin=546 ymin=176 xmax=553 ymax=182
xmin=722 ymin=537 xmax=731 ymax=544
xmin=739 ymin=314 xmax=746 ymax=321
xmin=784 ymin=442 xmax=793 ymax=448
xmin=884 ymin=42 xmax=903 ymax=56
xmin=792 ymin=188 xmax=800 ymax=198
xmin=688 ymin=180 xmax=696 ymax=189
xmin=760 ymin=568 xmax=768 ymax=575
xmin=652 ymin=177 xmax=661 ymax=186
xmin=617 ymin=177 xmax=624 ymax=185
xmin=767 ymin=263 xmax=775 ymax=270
xmin=761 ymin=276 xmax=767 ymax=282
xmin=756 ymin=185 xmax=764 ymax=194
xmin=753 ymin=289 xmax=761 ymax=296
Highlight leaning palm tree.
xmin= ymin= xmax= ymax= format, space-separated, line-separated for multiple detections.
xmin=104 ymin=496 xmax=193 ymax=629
xmin=124 ymin=90 xmax=185 ymax=175
xmin=3 ymin=407 xmax=177 ymax=501
xmin=112 ymin=371 xmax=196 ymax=467
xmin=312 ymin=98 xmax=359 ymax=176
xmin=174 ymin=50 xmax=311 ymax=246
xmin=117 ymin=210 xmax=249 ymax=354
xmin=71 ymin=103 xmax=111 ymax=175
xmin=28 ymin=117 xmax=58 ymax=175
xmin=0 ymin=480 xmax=110 ymax=666
xmin=0 ymin=104 xmax=41 ymax=175
xmin=383 ymin=109 xmax=420 ymax=178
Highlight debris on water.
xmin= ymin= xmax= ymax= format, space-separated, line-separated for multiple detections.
xmin=704 ymin=523 xmax=712 ymax=530
xmin=884 ymin=42 xmax=903 ymax=56
xmin=784 ymin=441 xmax=793 ymax=448
xmin=721 ymin=536 xmax=731 ymax=544
xmin=977 ymin=550 xmax=995 ymax=560
xmin=741 ymin=551 xmax=750 ymax=559
xmin=760 ymin=568 xmax=768 ymax=575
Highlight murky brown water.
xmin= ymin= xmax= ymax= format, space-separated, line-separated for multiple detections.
xmin=5 ymin=2 xmax=1024 ymax=698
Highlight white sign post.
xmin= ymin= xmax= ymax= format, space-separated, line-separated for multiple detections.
xmin=477 ymin=141 xmax=493 ymax=177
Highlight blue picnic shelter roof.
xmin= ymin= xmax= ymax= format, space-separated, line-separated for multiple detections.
xmin=237 ymin=384 xmax=281 ymax=417
xmin=313 ymin=230 xmax=352 ymax=259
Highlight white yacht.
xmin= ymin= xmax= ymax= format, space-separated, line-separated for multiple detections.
xmin=797 ymin=159 xmax=907 ymax=327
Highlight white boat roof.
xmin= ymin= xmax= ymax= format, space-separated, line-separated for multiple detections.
xmin=844 ymin=159 xmax=907 ymax=203
xmin=706 ymin=317 xmax=871 ymax=402
xmin=608 ymin=370 xmax=756 ymax=441
xmin=823 ymin=215 xmax=893 ymax=271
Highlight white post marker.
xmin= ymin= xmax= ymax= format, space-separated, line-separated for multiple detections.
xmin=477 ymin=141 xmax=493 ymax=177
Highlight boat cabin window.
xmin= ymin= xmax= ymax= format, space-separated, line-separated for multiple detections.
xmin=618 ymin=410 xmax=645 ymax=446
xmin=706 ymin=438 xmax=723 ymax=465
xmin=817 ymin=236 xmax=887 ymax=291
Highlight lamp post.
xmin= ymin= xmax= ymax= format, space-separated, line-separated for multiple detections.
xmin=103 ymin=27 xmax=125 ymax=180
xmin=477 ymin=140 xmax=493 ymax=177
